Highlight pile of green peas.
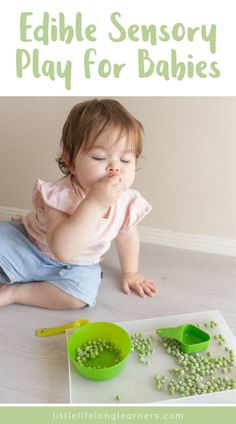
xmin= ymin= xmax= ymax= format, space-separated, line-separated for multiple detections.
xmin=130 ymin=332 xmax=154 ymax=364
xmin=76 ymin=338 xmax=123 ymax=368
xmin=155 ymin=321 xmax=236 ymax=397
xmin=155 ymin=373 xmax=236 ymax=397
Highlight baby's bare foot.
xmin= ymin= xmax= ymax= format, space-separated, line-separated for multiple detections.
xmin=0 ymin=284 xmax=16 ymax=307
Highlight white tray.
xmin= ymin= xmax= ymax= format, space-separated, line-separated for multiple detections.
xmin=66 ymin=310 xmax=236 ymax=404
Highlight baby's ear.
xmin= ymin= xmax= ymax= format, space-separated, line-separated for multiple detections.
xmin=62 ymin=151 xmax=74 ymax=173
xmin=62 ymin=150 xmax=69 ymax=165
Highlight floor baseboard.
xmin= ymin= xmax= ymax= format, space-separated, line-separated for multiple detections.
xmin=0 ymin=205 xmax=29 ymax=221
xmin=138 ymin=226 xmax=236 ymax=257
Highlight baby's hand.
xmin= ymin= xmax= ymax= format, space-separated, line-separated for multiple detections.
xmin=121 ymin=272 xmax=158 ymax=298
xmin=87 ymin=175 xmax=125 ymax=211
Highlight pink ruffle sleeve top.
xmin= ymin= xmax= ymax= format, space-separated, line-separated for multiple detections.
xmin=22 ymin=175 xmax=152 ymax=265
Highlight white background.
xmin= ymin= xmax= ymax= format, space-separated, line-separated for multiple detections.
xmin=0 ymin=0 xmax=235 ymax=95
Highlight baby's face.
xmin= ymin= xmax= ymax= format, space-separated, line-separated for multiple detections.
xmin=71 ymin=127 xmax=136 ymax=194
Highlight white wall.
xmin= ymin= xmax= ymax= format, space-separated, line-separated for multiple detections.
xmin=0 ymin=97 xmax=235 ymax=241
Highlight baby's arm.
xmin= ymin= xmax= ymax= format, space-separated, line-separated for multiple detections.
xmin=45 ymin=200 xmax=103 ymax=263
xmin=115 ymin=226 xmax=157 ymax=298
xmin=45 ymin=175 xmax=124 ymax=263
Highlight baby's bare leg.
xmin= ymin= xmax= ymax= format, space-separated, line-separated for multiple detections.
xmin=0 ymin=284 xmax=13 ymax=306
xmin=0 ymin=282 xmax=86 ymax=310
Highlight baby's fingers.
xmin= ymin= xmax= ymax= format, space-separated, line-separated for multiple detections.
xmin=107 ymin=174 xmax=121 ymax=185
xmin=122 ymin=281 xmax=131 ymax=295
xmin=146 ymin=279 xmax=158 ymax=294
xmin=139 ymin=279 xmax=158 ymax=297
xmin=142 ymin=277 xmax=157 ymax=290
xmin=134 ymin=284 xmax=146 ymax=298
xmin=143 ymin=283 xmax=156 ymax=297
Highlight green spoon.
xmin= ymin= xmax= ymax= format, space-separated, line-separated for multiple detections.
xmin=156 ymin=324 xmax=211 ymax=354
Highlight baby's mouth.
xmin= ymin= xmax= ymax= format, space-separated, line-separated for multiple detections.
xmin=108 ymin=172 xmax=122 ymax=182
xmin=107 ymin=171 xmax=127 ymax=189
xmin=108 ymin=170 xmax=120 ymax=177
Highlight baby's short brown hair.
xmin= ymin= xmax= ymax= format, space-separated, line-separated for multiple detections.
xmin=57 ymin=98 xmax=143 ymax=175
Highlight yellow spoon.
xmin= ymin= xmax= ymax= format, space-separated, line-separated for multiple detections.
xmin=35 ymin=319 xmax=89 ymax=337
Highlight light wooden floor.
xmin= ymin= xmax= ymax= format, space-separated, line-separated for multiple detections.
xmin=0 ymin=243 xmax=235 ymax=403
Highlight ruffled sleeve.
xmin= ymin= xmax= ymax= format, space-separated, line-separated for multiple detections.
xmin=120 ymin=190 xmax=152 ymax=231
xmin=32 ymin=178 xmax=81 ymax=215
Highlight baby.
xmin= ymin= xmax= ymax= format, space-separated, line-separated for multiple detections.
xmin=0 ymin=99 xmax=157 ymax=309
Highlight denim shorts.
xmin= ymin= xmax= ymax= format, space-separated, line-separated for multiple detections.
xmin=0 ymin=221 xmax=102 ymax=307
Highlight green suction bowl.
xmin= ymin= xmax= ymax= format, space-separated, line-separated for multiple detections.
xmin=68 ymin=322 xmax=131 ymax=381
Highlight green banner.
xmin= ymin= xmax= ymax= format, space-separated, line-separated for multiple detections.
xmin=0 ymin=406 xmax=235 ymax=424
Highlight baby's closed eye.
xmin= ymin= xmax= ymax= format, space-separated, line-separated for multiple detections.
xmin=92 ymin=156 xmax=106 ymax=161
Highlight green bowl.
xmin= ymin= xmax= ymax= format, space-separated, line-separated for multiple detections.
xmin=68 ymin=322 xmax=131 ymax=381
